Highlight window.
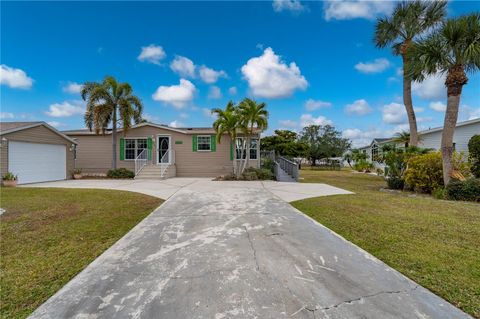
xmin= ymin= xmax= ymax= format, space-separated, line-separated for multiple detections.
xmin=197 ymin=136 xmax=211 ymax=151
xmin=236 ymin=138 xmax=258 ymax=160
xmin=125 ymin=138 xmax=148 ymax=160
xmin=250 ymin=138 xmax=258 ymax=160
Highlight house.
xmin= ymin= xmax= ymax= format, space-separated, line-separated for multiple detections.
xmin=357 ymin=118 xmax=480 ymax=164
xmin=64 ymin=122 xmax=261 ymax=178
xmin=0 ymin=121 xmax=77 ymax=184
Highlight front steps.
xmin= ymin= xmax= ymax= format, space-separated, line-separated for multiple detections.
xmin=135 ymin=164 xmax=176 ymax=180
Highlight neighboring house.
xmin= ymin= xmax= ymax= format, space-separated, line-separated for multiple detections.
xmin=0 ymin=121 xmax=77 ymax=184
xmin=64 ymin=122 xmax=260 ymax=178
xmin=358 ymin=118 xmax=480 ymax=165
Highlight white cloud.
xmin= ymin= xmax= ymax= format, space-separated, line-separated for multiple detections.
xmin=324 ymin=0 xmax=394 ymax=21
xmin=460 ymin=105 xmax=480 ymax=121
xmin=169 ymin=120 xmax=185 ymax=128
xmin=170 ymin=56 xmax=196 ymax=78
xmin=300 ymin=114 xmax=333 ymax=127
xmin=228 ymin=86 xmax=238 ymax=95
xmin=179 ymin=112 xmax=189 ymax=119
xmin=272 ymin=0 xmax=307 ymax=13
xmin=354 ymin=58 xmax=390 ymax=74
xmin=305 ymin=99 xmax=332 ymax=111
xmin=342 ymin=128 xmax=383 ymax=147
xmin=412 ymin=73 xmax=446 ymax=100
xmin=47 ymin=121 xmax=65 ymax=128
xmin=0 ymin=64 xmax=33 ymax=89
xmin=63 ymin=82 xmax=83 ymax=94
xmin=241 ymin=47 xmax=308 ymax=98
xmin=138 ymin=44 xmax=166 ymax=65
xmin=278 ymin=119 xmax=298 ymax=128
xmin=202 ymin=108 xmax=216 ymax=119
xmin=152 ymin=79 xmax=196 ymax=109
xmin=208 ymin=86 xmax=222 ymax=99
xmin=345 ymin=99 xmax=372 ymax=116
xmin=45 ymin=101 xmax=84 ymax=117
xmin=142 ymin=113 xmax=160 ymax=122
xmin=429 ymin=101 xmax=446 ymax=112
xmin=0 ymin=112 xmax=14 ymax=119
xmin=199 ymin=66 xmax=227 ymax=84
xmin=382 ymin=102 xmax=405 ymax=124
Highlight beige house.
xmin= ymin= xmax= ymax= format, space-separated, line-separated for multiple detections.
xmin=64 ymin=122 xmax=261 ymax=178
xmin=0 ymin=122 xmax=77 ymax=184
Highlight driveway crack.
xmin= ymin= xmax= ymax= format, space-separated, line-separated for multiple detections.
xmin=243 ymin=226 xmax=260 ymax=272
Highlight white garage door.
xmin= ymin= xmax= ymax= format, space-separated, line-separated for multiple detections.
xmin=9 ymin=141 xmax=66 ymax=184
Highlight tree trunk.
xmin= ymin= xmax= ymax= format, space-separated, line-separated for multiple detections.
xmin=402 ymin=53 xmax=419 ymax=147
xmin=112 ymin=107 xmax=117 ymax=169
xmin=441 ymin=66 xmax=467 ymax=185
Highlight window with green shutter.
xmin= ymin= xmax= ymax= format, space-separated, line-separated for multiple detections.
xmin=147 ymin=137 xmax=153 ymax=160
xmin=210 ymin=135 xmax=216 ymax=152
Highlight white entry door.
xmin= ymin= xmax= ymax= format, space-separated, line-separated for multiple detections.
xmin=9 ymin=141 xmax=67 ymax=184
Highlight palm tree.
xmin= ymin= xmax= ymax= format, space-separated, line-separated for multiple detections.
xmin=375 ymin=0 xmax=446 ymax=147
xmin=407 ymin=13 xmax=480 ymax=185
xmin=81 ymin=76 xmax=143 ymax=169
xmin=238 ymin=98 xmax=269 ymax=173
xmin=212 ymin=101 xmax=240 ymax=175
xmin=393 ymin=131 xmax=411 ymax=148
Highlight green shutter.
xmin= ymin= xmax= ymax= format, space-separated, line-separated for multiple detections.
xmin=120 ymin=138 xmax=125 ymax=161
xmin=192 ymin=135 xmax=197 ymax=152
xmin=230 ymin=141 xmax=234 ymax=161
xmin=210 ymin=135 xmax=216 ymax=152
xmin=147 ymin=137 xmax=152 ymax=160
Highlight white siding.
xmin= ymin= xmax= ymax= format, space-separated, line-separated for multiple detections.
xmin=419 ymin=121 xmax=480 ymax=153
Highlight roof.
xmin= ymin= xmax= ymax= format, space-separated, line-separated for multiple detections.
xmin=0 ymin=121 xmax=78 ymax=144
xmin=63 ymin=122 xmax=262 ymax=136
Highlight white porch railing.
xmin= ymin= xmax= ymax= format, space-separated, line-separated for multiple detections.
xmin=159 ymin=150 xmax=175 ymax=178
xmin=134 ymin=149 xmax=149 ymax=176
xmin=277 ymin=156 xmax=299 ymax=181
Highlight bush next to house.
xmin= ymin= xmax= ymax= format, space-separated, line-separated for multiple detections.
xmin=386 ymin=176 xmax=404 ymax=190
xmin=468 ymin=135 xmax=480 ymax=178
xmin=353 ymin=159 xmax=374 ymax=172
xmin=107 ymin=168 xmax=134 ymax=179
xmin=446 ymin=178 xmax=480 ymax=202
xmin=240 ymin=167 xmax=274 ymax=181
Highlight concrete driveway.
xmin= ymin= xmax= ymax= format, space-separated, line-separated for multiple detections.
xmin=28 ymin=180 xmax=469 ymax=318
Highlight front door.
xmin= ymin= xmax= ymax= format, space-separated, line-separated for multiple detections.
xmin=157 ymin=136 xmax=170 ymax=164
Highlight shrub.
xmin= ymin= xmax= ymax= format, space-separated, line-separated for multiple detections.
xmin=107 ymin=168 xmax=134 ymax=179
xmin=432 ymin=187 xmax=446 ymax=200
xmin=2 ymin=172 xmax=17 ymax=181
xmin=468 ymin=135 xmax=480 ymax=178
xmin=386 ymin=176 xmax=404 ymax=190
xmin=240 ymin=167 xmax=274 ymax=181
xmin=261 ymin=158 xmax=276 ymax=174
xmin=404 ymin=152 xmax=444 ymax=193
xmin=446 ymin=178 xmax=480 ymax=202
xmin=353 ymin=159 xmax=374 ymax=172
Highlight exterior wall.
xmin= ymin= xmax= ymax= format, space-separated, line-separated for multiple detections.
xmin=68 ymin=125 xmax=260 ymax=177
xmin=418 ymin=122 xmax=479 ymax=154
xmin=0 ymin=125 xmax=75 ymax=178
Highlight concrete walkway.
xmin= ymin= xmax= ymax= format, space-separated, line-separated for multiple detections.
xmin=24 ymin=178 xmax=353 ymax=202
xmin=28 ymin=179 xmax=469 ymax=318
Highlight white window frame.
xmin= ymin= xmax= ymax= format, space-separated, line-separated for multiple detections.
xmin=249 ymin=138 xmax=259 ymax=160
xmin=124 ymin=137 xmax=148 ymax=161
xmin=235 ymin=137 xmax=258 ymax=160
xmin=197 ymin=135 xmax=211 ymax=152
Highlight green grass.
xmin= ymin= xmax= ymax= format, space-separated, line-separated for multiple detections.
xmin=292 ymin=168 xmax=480 ymax=318
xmin=0 ymin=188 xmax=162 ymax=319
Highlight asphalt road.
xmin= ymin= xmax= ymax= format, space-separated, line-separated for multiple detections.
xmin=29 ymin=180 xmax=470 ymax=318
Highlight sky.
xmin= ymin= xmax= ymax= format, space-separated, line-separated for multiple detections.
xmin=1 ymin=0 xmax=479 ymax=147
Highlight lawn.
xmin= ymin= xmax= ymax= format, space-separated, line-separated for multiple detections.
xmin=292 ymin=168 xmax=480 ymax=318
xmin=0 ymin=188 xmax=162 ymax=319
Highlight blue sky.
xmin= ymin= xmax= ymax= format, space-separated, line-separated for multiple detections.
xmin=1 ymin=0 xmax=479 ymax=146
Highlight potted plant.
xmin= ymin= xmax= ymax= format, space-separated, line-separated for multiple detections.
xmin=2 ymin=172 xmax=18 ymax=187
xmin=71 ymin=168 xmax=83 ymax=179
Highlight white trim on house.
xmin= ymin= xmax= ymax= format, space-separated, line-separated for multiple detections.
xmin=196 ymin=135 xmax=212 ymax=152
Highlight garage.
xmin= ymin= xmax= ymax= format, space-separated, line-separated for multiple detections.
xmin=9 ymin=141 xmax=67 ymax=184
xmin=0 ymin=122 xmax=76 ymax=184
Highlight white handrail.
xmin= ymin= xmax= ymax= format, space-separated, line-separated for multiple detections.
xmin=134 ymin=149 xmax=148 ymax=176
xmin=159 ymin=150 xmax=175 ymax=177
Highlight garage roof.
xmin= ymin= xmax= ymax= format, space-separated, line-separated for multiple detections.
xmin=0 ymin=121 xmax=78 ymax=144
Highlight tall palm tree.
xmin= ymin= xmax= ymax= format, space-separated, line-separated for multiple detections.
xmin=407 ymin=14 xmax=480 ymax=185
xmin=212 ymin=101 xmax=240 ymax=175
xmin=375 ymin=0 xmax=446 ymax=147
xmin=81 ymin=76 xmax=143 ymax=169
xmin=238 ymin=98 xmax=269 ymax=172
